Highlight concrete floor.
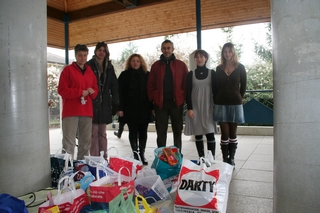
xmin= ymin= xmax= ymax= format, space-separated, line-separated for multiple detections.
xmin=49 ymin=127 xmax=273 ymax=213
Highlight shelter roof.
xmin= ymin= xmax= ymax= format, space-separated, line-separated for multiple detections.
xmin=47 ymin=0 xmax=270 ymax=49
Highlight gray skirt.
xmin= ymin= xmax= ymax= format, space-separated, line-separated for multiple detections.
xmin=214 ymin=104 xmax=245 ymax=123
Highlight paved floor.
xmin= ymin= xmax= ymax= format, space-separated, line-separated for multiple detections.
xmin=49 ymin=127 xmax=273 ymax=213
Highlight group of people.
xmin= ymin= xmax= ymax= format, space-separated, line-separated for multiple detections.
xmin=57 ymin=39 xmax=246 ymax=168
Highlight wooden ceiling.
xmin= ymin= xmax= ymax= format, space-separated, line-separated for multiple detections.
xmin=47 ymin=0 xmax=270 ymax=49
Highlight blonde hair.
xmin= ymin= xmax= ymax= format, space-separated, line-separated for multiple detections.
xmin=220 ymin=42 xmax=239 ymax=68
xmin=125 ymin=54 xmax=148 ymax=73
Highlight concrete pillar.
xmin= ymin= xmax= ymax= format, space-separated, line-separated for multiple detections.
xmin=272 ymin=0 xmax=320 ymax=212
xmin=0 ymin=0 xmax=50 ymax=196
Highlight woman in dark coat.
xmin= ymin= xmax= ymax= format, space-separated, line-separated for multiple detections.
xmin=118 ymin=53 xmax=152 ymax=165
xmin=87 ymin=42 xmax=119 ymax=160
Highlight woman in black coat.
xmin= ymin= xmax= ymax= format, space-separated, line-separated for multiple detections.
xmin=118 ymin=54 xmax=152 ymax=165
xmin=87 ymin=42 xmax=119 ymax=160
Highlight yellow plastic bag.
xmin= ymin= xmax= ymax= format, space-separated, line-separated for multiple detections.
xmin=135 ymin=195 xmax=158 ymax=213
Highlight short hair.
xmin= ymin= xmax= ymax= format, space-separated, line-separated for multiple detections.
xmin=220 ymin=42 xmax=239 ymax=68
xmin=94 ymin=42 xmax=110 ymax=60
xmin=194 ymin=49 xmax=209 ymax=60
xmin=161 ymin=39 xmax=174 ymax=48
xmin=74 ymin=44 xmax=89 ymax=55
xmin=125 ymin=54 xmax=148 ymax=73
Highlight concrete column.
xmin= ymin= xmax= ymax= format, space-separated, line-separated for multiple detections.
xmin=0 ymin=0 xmax=50 ymax=196
xmin=272 ymin=0 xmax=320 ymax=212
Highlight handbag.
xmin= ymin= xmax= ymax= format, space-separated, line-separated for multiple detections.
xmin=174 ymin=158 xmax=233 ymax=213
xmin=38 ymin=176 xmax=90 ymax=213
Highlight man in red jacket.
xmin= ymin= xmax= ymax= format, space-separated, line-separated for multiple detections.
xmin=147 ymin=40 xmax=188 ymax=152
xmin=58 ymin=44 xmax=98 ymax=160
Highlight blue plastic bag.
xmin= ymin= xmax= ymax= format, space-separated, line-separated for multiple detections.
xmin=151 ymin=146 xmax=182 ymax=191
xmin=0 ymin=193 xmax=28 ymax=213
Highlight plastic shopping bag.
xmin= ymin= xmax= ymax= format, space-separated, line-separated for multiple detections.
xmin=135 ymin=195 xmax=158 ymax=213
xmin=108 ymin=187 xmax=136 ymax=213
xmin=151 ymin=146 xmax=182 ymax=191
xmin=108 ymin=147 xmax=142 ymax=178
xmin=89 ymin=167 xmax=135 ymax=206
xmin=38 ymin=176 xmax=90 ymax=213
xmin=174 ymin=158 xmax=233 ymax=213
xmin=51 ymin=149 xmax=75 ymax=188
xmin=0 ymin=193 xmax=28 ymax=213
xmin=135 ymin=174 xmax=171 ymax=204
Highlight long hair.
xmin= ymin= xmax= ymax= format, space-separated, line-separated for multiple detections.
xmin=125 ymin=54 xmax=148 ymax=73
xmin=220 ymin=42 xmax=239 ymax=68
xmin=94 ymin=42 xmax=110 ymax=71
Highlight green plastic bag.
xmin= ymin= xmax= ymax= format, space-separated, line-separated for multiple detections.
xmin=109 ymin=187 xmax=136 ymax=213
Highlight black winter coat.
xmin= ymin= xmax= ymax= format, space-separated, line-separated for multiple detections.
xmin=87 ymin=58 xmax=119 ymax=124
xmin=118 ymin=68 xmax=153 ymax=124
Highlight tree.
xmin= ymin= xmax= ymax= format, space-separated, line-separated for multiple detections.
xmin=245 ymin=23 xmax=273 ymax=107
xmin=47 ymin=63 xmax=64 ymax=127
xmin=212 ymin=27 xmax=243 ymax=66
xmin=113 ymin=41 xmax=139 ymax=76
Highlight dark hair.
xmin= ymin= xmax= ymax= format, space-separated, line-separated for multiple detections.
xmin=194 ymin=49 xmax=209 ymax=60
xmin=162 ymin=39 xmax=174 ymax=48
xmin=74 ymin=44 xmax=89 ymax=55
xmin=94 ymin=42 xmax=110 ymax=60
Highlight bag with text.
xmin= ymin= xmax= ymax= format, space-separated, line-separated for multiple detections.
xmin=89 ymin=167 xmax=135 ymax=210
xmin=174 ymin=158 xmax=233 ymax=213
xmin=38 ymin=176 xmax=90 ymax=213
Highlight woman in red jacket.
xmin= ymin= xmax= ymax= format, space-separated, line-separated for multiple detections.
xmin=58 ymin=44 xmax=98 ymax=160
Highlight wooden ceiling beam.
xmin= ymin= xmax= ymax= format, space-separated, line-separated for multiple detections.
xmin=47 ymin=0 xmax=167 ymax=22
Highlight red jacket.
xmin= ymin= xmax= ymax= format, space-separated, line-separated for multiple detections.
xmin=58 ymin=62 xmax=98 ymax=119
xmin=147 ymin=57 xmax=188 ymax=108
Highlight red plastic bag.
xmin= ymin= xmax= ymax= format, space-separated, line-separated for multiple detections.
xmin=108 ymin=147 xmax=142 ymax=178
xmin=38 ymin=176 xmax=89 ymax=213
xmin=89 ymin=167 xmax=135 ymax=203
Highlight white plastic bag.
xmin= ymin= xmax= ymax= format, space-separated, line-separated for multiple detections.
xmin=174 ymin=158 xmax=233 ymax=213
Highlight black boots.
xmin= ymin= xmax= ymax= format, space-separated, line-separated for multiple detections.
xmin=220 ymin=143 xmax=229 ymax=163
xmin=228 ymin=142 xmax=237 ymax=167
xmin=220 ymin=140 xmax=238 ymax=167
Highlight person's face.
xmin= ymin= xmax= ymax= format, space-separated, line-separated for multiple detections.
xmin=75 ymin=50 xmax=88 ymax=66
xmin=195 ymin=54 xmax=206 ymax=67
xmin=130 ymin=56 xmax=141 ymax=70
xmin=95 ymin=46 xmax=106 ymax=60
xmin=223 ymin=47 xmax=233 ymax=62
xmin=161 ymin=42 xmax=174 ymax=58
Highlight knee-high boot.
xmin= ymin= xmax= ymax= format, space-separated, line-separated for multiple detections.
xmin=138 ymin=138 xmax=148 ymax=166
xmin=228 ymin=139 xmax=238 ymax=167
xmin=220 ymin=140 xmax=229 ymax=163
xmin=195 ymin=139 xmax=205 ymax=158
xmin=207 ymin=140 xmax=216 ymax=160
